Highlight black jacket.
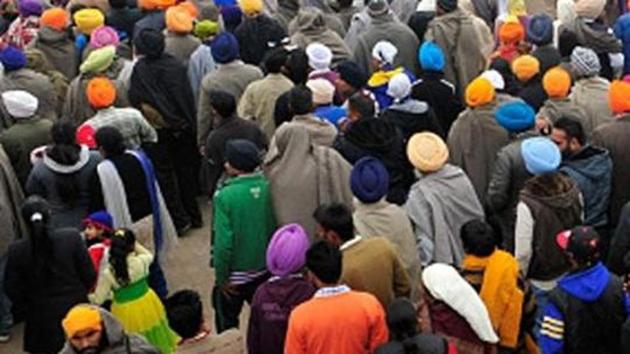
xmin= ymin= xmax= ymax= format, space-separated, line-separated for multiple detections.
xmin=517 ymin=78 xmax=547 ymax=113
xmin=375 ymin=333 xmax=448 ymax=354
xmin=5 ymin=228 xmax=95 ymax=353
xmin=380 ymin=98 xmax=444 ymax=141
xmin=607 ymin=202 xmax=630 ymax=275
xmin=411 ymin=71 xmax=463 ymax=133
xmin=234 ymin=15 xmax=287 ymax=66
xmin=531 ymin=45 xmax=562 ymax=75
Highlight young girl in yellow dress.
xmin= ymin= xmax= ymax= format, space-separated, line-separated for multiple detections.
xmin=90 ymin=229 xmax=179 ymax=353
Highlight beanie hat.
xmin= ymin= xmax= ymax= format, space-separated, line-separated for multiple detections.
xmin=543 ymin=67 xmax=572 ymax=98
xmin=480 ymin=69 xmax=505 ymax=91
xmin=337 ymin=61 xmax=368 ymax=89
xmin=511 ymin=55 xmax=540 ymax=81
xmin=62 ymin=305 xmax=102 ymax=339
xmin=138 ymin=0 xmax=176 ymax=10
xmin=372 ymin=40 xmax=398 ymax=66
xmin=40 ymin=8 xmax=69 ymax=31
xmin=238 ymin=0 xmax=263 ymax=15
xmin=527 ymin=14 xmax=553 ymax=45
xmin=179 ymin=1 xmax=199 ymax=18
xmin=73 ymin=9 xmax=105 ymax=35
xmin=419 ymin=41 xmax=445 ymax=72
xmin=133 ymin=28 xmax=165 ymax=59
xmin=225 ymin=139 xmax=261 ymax=172
xmin=495 ymin=101 xmax=535 ymax=133
xmin=211 ymin=32 xmax=240 ymax=64
xmin=386 ymin=73 xmax=412 ymax=101
xmin=465 ymin=77 xmax=495 ymax=108
xmin=437 ymin=0 xmax=457 ymax=12
xmin=266 ymin=224 xmax=310 ymax=277
xmin=570 ymin=46 xmax=601 ymax=78
xmin=194 ymin=20 xmax=219 ymax=40
xmin=407 ymin=132 xmax=449 ymax=172
xmin=306 ymin=79 xmax=335 ymax=105
xmin=86 ymin=77 xmax=116 ymax=109
xmin=0 ymin=46 xmax=27 ymax=72
xmin=18 ymin=0 xmax=42 ymax=17
xmin=575 ymin=0 xmax=606 ymax=19
xmin=1 ymin=90 xmax=38 ymax=118
xmin=89 ymin=26 xmax=120 ymax=49
xmin=520 ymin=137 xmax=561 ymax=175
xmin=82 ymin=210 xmax=114 ymax=231
xmin=350 ymin=156 xmax=390 ymax=203
xmin=166 ymin=5 xmax=194 ymax=34
xmin=76 ymin=124 xmax=96 ymax=148
xmin=368 ymin=0 xmax=389 ymax=17
xmin=80 ymin=45 xmax=116 ymax=74
xmin=609 ymin=80 xmax=630 ymax=114
xmin=499 ymin=20 xmax=525 ymax=45
xmin=306 ymin=42 xmax=332 ymax=71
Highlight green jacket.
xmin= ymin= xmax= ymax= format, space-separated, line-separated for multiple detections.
xmin=212 ymin=173 xmax=276 ymax=285
xmin=0 ymin=117 xmax=53 ymax=186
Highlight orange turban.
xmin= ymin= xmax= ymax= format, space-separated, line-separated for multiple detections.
xmin=543 ymin=67 xmax=572 ymax=98
xmin=609 ymin=80 xmax=630 ymax=114
xmin=166 ymin=5 xmax=193 ymax=33
xmin=62 ymin=305 xmax=102 ymax=338
xmin=138 ymin=0 xmax=175 ymax=10
xmin=86 ymin=77 xmax=116 ymax=109
xmin=512 ymin=55 xmax=540 ymax=82
xmin=178 ymin=1 xmax=198 ymax=18
xmin=499 ymin=21 xmax=525 ymax=45
xmin=466 ymin=77 xmax=496 ymax=108
xmin=40 ymin=8 xmax=69 ymax=31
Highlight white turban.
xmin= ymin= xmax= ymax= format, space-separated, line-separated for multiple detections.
xmin=2 ymin=90 xmax=38 ymax=118
xmin=386 ymin=73 xmax=412 ymax=101
xmin=306 ymin=42 xmax=332 ymax=71
xmin=480 ymin=70 xmax=505 ymax=91
xmin=372 ymin=40 xmax=398 ymax=66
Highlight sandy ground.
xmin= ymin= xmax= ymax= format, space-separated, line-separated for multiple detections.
xmin=1 ymin=200 xmax=250 ymax=353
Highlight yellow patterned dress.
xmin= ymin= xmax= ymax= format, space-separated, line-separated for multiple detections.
xmin=90 ymin=243 xmax=179 ymax=353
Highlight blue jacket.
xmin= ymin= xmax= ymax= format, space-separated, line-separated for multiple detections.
xmin=540 ymin=262 xmax=630 ymax=354
xmin=614 ymin=14 xmax=630 ymax=76
xmin=314 ymin=105 xmax=347 ymax=128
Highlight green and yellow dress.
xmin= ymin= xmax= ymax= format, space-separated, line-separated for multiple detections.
xmin=90 ymin=243 xmax=179 ymax=353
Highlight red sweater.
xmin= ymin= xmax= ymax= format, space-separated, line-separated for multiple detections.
xmin=285 ymin=289 xmax=388 ymax=354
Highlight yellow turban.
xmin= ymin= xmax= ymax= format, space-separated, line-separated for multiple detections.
xmin=62 ymin=305 xmax=102 ymax=338
xmin=512 ymin=55 xmax=540 ymax=82
xmin=166 ymin=6 xmax=193 ymax=33
xmin=238 ymin=0 xmax=263 ymax=16
xmin=543 ymin=67 xmax=572 ymax=98
xmin=407 ymin=132 xmax=449 ymax=172
xmin=465 ymin=77 xmax=495 ymax=108
xmin=73 ymin=9 xmax=105 ymax=35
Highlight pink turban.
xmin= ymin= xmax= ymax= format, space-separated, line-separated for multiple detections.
xmin=266 ymin=224 xmax=310 ymax=277
xmin=90 ymin=26 xmax=120 ymax=49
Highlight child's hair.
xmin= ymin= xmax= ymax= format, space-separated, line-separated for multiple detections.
xmin=109 ymin=229 xmax=136 ymax=286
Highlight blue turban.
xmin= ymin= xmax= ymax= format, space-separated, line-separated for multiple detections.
xmin=419 ymin=41 xmax=445 ymax=72
xmin=528 ymin=14 xmax=553 ymax=46
xmin=211 ymin=32 xmax=240 ymax=64
xmin=521 ymin=137 xmax=561 ymax=175
xmin=350 ymin=156 xmax=390 ymax=203
xmin=495 ymin=101 xmax=535 ymax=133
xmin=0 ymin=46 xmax=27 ymax=72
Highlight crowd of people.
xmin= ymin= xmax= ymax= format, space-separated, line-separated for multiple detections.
xmin=0 ymin=0 xmax=630 ymax=352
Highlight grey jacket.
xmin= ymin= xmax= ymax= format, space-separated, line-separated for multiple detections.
xmin=60 ymin=306 xmax=160 ymax=354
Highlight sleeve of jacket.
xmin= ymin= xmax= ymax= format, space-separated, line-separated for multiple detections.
xmin=135 ymin=113 xmax=158 ymax=144
xmin=212 ymin=191 xmax=233 ymax=286
xmin=246 ymin=297 xmax=262 ymax=354
xmin=387 ymin=241 xmax=411 ymax=298
xmin=237 ymin=85 xmax=256 ymax=120
xmin=539 ymin=302 xmax=564 ymax=354
xmin=515 ymin=202 xmax=535 ymax=275
xmin=197 ymin=82 xmax=214 ymax=147
xmin=486 ymin=146 xmax=512 ymax=212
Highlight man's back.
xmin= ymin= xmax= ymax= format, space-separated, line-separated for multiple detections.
xmin=285 ymin=288 xmax=388 ymax=354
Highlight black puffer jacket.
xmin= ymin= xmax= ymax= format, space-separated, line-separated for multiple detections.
xmin=234 ymin=15 xmax=287 ymax=66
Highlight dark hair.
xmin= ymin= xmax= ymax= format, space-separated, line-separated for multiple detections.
xmin=288 ymin=86 xmax=313 ymax=115
xmin=273 ymin=91 xmax=291 ymax=128
xmin=559 ymin=30 xmax=579 ymax=58
xmin=348 ymin=92 xmax=375 ymax=119
xmin=460 ymin=220 xmax=497 ymax=257
xmin=285 ymin=48 xmax=309 ymax=85
xmin=263 ymin=47 xmax=289 ymax=74
xmin=209 ymin=90 xmax=237 ymax=118
xmin=337 ymin=0 xmax=352 ymax=8
xmin=387 ymin=298 xmax=421 ymax=354
xmin=313 ymin=203 xmax=354 ymax=242
xmin=21 ymin=196 xmax=53 ymax=283
xmin=109 ymin=229 xmax=136 ymax=286
xmin=306 ymin=241 xmax=343 ymax=284
xmin=108 ymin=0 xmax=126 ymax=9
xmin=489 ymin=57 xmax=519 ymax=96
xmin=48 ymin=121 xmax=81 ymax=207
xmin=165 ymin=290 xmax=203 ymax=339
xmin=553 ymin=117 xmax=586 ymax=146
xmin=95 ymin=126 xmax=126 ymax=156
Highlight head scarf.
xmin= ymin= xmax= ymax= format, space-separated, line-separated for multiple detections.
xmin=266 ymin=224 xmax=310 ymax=277
xmin=521 ymin=137 xmax=561 ymax=175
xmin=73 ymin=9 xmax=105 ymax=35
xmin=610 ymin=80 xmax=630 ymax=114
xmin=418 ymin=41 xmax=445 ymax=72
xmin=40 ymin=8 xmax=69 ymax=31
xmin=62 ymin=305 xmax=102 ymax=338
xmin=407 ymin=132 xmax=449 ymax=172
xmin=80 ymin=45 xmax=116 ymax=74
xmin=306 ymin=79 xmax=335 ymax=105
xmin=386 ymin=73 xmax=412 ymax=101
xmin=511 ymin=55 xmax=540 ymax=82
xmin=495 ymin=101 xmax=535 ymax=133
xmin=543 ymin=67 xmax=571 ymax=98
xmin=570 ymin=46 xmax=600 ymax=78
xmin=2 ymin=90 xmax=38 ymax=118
xmin=210 ymin=32 xmax=240 ymax=64
xmin=90 ymin=26 xmax=120 ymax=49
xmin=306 ymin=42 xmax=332 ymax=71
xmin=465 ymin=77 xmax=495 ymax=108
xmin=350 ymin=156 xmax=389 ymax=203
xmin=87 ymin=77 xmax=116 ymax=109
xmin=133 ymin=28 xmax=165 ymax=59
xmin=0 ymin=46 xmax=27 ymax=72
xmin=166 ymin=5 xmax=194 ymax=33
xmin=527 ymin=14 xmax=553 ymax=46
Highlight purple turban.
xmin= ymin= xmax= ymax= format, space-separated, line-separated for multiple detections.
xmin=266 ymin=224 xmax=310 ymax=277
xmin=19 ymin=0 xmax=43 ymax=17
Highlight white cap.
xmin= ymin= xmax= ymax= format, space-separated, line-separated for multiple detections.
xmin=480 ymin=69 xmax=505 ymax=91
xmin=2 ymin=90 xmax=38 ymax=118
xmin=386 ymin=73 xmax=411 ymax=101
xmin=372 ymin=40 xmax=398 ymax=66
xmin=306 ymin=42 xmax=333 ymax=71
xmin=306 ymin=78 xmax=335 ymax=105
